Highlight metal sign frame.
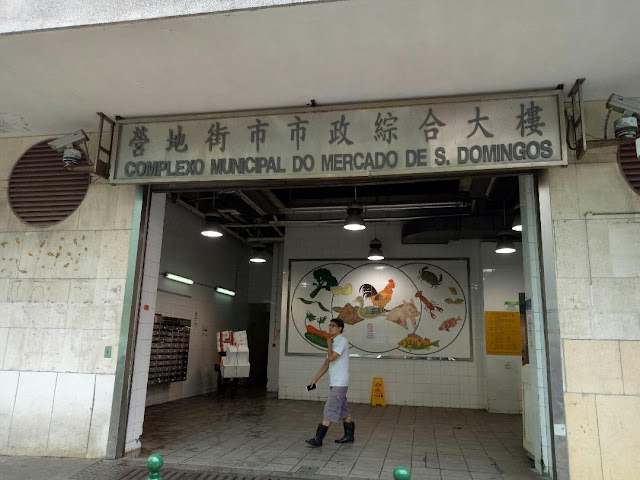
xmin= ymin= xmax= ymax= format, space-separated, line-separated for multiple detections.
xmin=110 ymin=88 xmax=568 ymax=185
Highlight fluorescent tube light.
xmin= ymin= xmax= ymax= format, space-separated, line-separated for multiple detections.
xmin=164 ymin=273 xmax=194 ymax=285
xmin=216 ymin=287 xmax=235 ymax=296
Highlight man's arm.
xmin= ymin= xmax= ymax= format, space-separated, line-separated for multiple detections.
xmin=310 ymin=357 xmax=330 ymax=385
xmin=327 ymin=337 xmax=340 ymax=362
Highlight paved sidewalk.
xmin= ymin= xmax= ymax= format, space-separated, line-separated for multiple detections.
xmin=0 ymin=455 xmax=97 ymax=480
xmin=0 ymin=393 xmax=544 ymax=480
xmin=131 ymin=392 xmax=543 ymax=480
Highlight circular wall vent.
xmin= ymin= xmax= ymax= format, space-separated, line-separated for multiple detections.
xmin=618 ymin=138 xmax=640 ymax=196
xmin=8 ymin=139 xmax=90 ymax=227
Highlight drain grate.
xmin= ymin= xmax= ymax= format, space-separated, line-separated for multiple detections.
xmin=71 ymin=460 xmax=284 ymax=480
xmin=71 ymin=462 xmax=281 ymax=480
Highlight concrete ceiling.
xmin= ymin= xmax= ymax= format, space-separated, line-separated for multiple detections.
xmin=1 ymin=0 xmax=639 ymax=138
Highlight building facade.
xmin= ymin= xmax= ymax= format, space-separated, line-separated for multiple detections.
xmin=1 ymin=2 xmax=639 ymax=479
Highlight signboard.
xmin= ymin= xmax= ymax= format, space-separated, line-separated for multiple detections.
xmin=110 ymin=90 xmax=567 ymax=184
xmin=485 ymin=311 xmax=521 ymax=355
xmin=286 ymin=259 xmax=472 ymax=360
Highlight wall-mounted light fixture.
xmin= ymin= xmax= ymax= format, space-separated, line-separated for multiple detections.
xmin=215 ymin=287 xmax=236 ymax=296
xmin=367 ymin=238 xmax=384 ymax=261
xmin=164 ymin=273 xmax=194 ymax=285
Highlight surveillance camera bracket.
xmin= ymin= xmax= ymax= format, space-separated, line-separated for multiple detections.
xmin=63 ymin=112 xmax=114 ymax=180
xmin=566 ymin=79 xmax=638 ymax=160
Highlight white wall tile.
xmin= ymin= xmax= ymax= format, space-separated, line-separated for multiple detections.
xmin=0 ymin=327 xmax=9 ymax=369
xmin=7 ymin=372 xmax=57 ymax=455
xmin=97 ymin=230 xmax=132 ymax=279
xmin=0 ymin=371 xmax=19 ymax=454
xmin=47 ymin=373 xmax=95 ymax=456
xmin=86 ymin=374 xmax=115 ymax=458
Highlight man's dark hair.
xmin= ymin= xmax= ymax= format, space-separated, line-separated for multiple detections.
xmin=331 ymin=318 xmax=345 ymax=333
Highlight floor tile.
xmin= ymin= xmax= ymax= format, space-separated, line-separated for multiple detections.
xmin=137 ymin=391 xmax=538 ymax=480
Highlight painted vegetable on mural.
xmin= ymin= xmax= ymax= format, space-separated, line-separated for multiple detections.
xmin=290 ymin=261 xmax=469 ymax=358
xmin=310 ymin=268 xmax=338 ymax=298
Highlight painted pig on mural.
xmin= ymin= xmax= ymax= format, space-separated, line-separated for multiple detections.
xmin=386 ymin=300 xmax=419 ymax=330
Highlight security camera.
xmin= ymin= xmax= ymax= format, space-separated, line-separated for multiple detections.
xmin=606 ymin=94 xmax=640 ymax=139
xmin=47 ymin=130 xmax=89 ymax=167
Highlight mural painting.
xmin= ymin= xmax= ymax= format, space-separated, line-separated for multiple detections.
xmin=286 ymin=259 xmax=471 ymax=359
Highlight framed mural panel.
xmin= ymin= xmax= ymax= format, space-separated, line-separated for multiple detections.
xmin=285 ymin=258 xmax=472 ymax=360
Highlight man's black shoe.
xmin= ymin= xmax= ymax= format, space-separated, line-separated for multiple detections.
xmin=306 ymin=424 xmax=329 ymax=447
xmin=335 ymin=421 xmax=355 ymax=443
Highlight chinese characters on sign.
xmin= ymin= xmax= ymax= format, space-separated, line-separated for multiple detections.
xmin=113 ymin=92 xmax=565 ymax=183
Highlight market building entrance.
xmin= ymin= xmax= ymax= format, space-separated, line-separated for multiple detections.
xmin=113 ymin=91 xmax=566 ymax=478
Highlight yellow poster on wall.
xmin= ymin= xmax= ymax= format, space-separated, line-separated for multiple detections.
xmin=485 ymin=311 xmax=521 ymax=355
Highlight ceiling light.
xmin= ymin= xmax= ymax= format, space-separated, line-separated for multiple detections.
xmin=165 ymin=273 xmax=194 ymax=285
xmin=495 ymin=235 xmax=516 ymax=254
xmin=511 ymin=212 xmax=522 ymax=232
xmin=367 ymin=238 xmax=384 ymax=261
xmin=201 ymin=215 xmax=224 ymax=238
xmin=215 ymin=287 xmax=236 ymax=296
xmin=249 ymin=245 xmax=267 ymax=263
xmin=344 ymin=201 xmax=366 ymax=231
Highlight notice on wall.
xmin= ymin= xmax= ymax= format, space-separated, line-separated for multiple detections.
xmin=110 ymin=90 xmax=567 ymax=184
xmin=485 ymin=311 xmax=521 ymax=355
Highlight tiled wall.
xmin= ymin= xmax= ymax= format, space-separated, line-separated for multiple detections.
xmin=146 ymin=201 xmax=253 ymax=407
xmin=277 ymin=225 xmax=489 ymax=408
xmin=480 ymin=242 xmax=524 ymax=414
xmin=0 ymin=135 xmax=137 ymax=457
xmin=551 ymin=101 xmax=640 ymax=480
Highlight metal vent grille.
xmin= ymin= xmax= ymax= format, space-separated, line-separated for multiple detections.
xmin=618 ymin=139 xmax=640 ymax=196
xmin=8 ymin=139 xmax=90 ymax=227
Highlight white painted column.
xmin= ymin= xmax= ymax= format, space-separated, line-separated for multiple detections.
xmin=124 ymin=193 xmax=165 ymax=453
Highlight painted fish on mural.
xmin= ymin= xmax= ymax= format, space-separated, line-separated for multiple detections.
xmin=438 ymin=315 xmax=462 ymax=332
xmin=398 ymin=333 xmax=440 ymax=350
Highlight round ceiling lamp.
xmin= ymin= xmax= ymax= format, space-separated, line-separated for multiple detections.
xmin=367 ymin=238 xmax=384 ymax=261
xmin=249 ymin=245 xmax=267 ymax=263
xmin=343 ymin=201 xmax=366 ymax=231
xmin=495 ymin=234 xmax=516 ymax=254
xmin=511 ymin=212 xmax=522 ymax=232
xmin=201 ymin=215 xmax=224 ymax=238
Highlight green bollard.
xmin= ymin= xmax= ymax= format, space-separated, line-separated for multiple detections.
xmin=393 ymin=465 xmax=410 ymax=480
xmin=147 ymin=453 xmax=164 ymax=480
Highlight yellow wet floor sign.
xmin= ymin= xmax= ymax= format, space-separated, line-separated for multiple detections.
xmin=371 ymin=377 xmax=386 ymax=406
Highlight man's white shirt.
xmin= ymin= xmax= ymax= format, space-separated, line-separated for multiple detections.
xmin=328 ymin=334 xmax=349 ymax=387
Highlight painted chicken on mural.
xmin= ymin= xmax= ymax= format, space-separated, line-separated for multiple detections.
xmin=359 ymin=279 xmax=396 ymax=311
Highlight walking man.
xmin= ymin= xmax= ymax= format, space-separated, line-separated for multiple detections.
xmin=306 ymin=318 xmax=355 ymax=447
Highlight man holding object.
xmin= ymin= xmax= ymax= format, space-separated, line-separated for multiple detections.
xmin=306 ymin=319 xmax=355 ymax=447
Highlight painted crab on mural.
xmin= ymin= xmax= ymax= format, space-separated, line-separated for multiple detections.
xmin=417 ymin=266 xmax=443 ymax=288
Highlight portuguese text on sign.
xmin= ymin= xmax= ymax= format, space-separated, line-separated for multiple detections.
xmin=111 ymin=90 xmax=567 ymax=184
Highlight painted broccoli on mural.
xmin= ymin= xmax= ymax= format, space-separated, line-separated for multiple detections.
xmin=310 ymin=268 xmax=338 ymax=298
